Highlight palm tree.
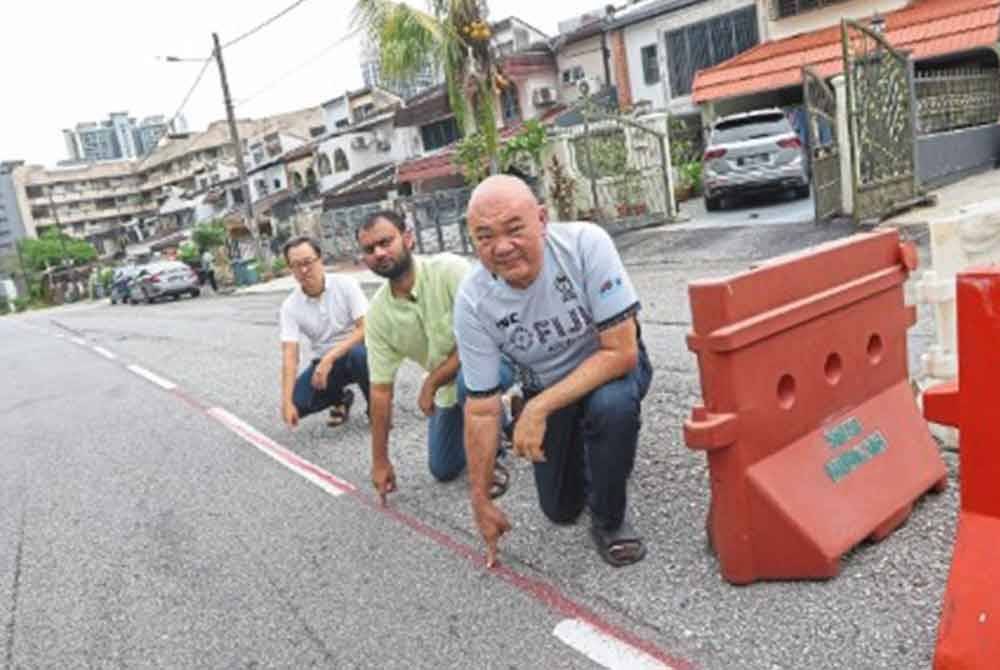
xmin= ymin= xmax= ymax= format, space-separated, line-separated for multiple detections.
xmin=352 ymin=0 xmax=504 ymax=167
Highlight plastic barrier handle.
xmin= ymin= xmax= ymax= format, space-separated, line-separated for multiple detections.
xmin=684 ymin=406 xmax=739 ymax=451
xmin=923 ymin=379 xmax=960 ymax=428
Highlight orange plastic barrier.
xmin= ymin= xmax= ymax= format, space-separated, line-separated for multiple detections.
xmin=685 ymin=229 xmax=947 ymax=585
xmin=924 ymin=267 xmax=1000 ymax=670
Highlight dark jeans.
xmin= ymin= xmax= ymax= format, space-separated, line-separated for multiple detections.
xmin=427 ymin=360 xmax=515 ymax=482
xmin=201 ymin=269 xmax=217 ymax=292
xmin=292 ymin=344 xmax=370 ymax=418
xmin=529 ymin=343 xmax=653 ymax=530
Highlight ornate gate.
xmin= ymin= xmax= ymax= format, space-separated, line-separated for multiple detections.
xmin=803 ymin=67 xmax=842 ymax=222
xmin=842 ymin=19 xmax=919 ymax=225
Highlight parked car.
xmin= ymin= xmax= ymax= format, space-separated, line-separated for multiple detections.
xmin=702 ymin=108 xmax=810 ymax=211
xmin=127 ymin=261 xmax=200 ymax=304
xmin=109 ymin=267 xmax=141 ymax=305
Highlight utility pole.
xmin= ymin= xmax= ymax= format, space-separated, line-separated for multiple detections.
xmin=212 ymin=32 xmax=258 ymax=258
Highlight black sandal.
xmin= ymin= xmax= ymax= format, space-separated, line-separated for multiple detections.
xmin=591 ymin=518 xmax=646 ymax=567
xmin=327 ymin=389 xmax=354 ymax=427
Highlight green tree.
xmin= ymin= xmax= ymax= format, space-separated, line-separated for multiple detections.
xmin=353 ymin=0 xmax=502 ymax=166
xmin=191 ymin=221 xmax=227 ymax=254
xmin=18 ymin=231 xmax=97 ymax=272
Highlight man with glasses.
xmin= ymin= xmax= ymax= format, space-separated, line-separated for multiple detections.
xmin=356 ymin=210 xmax=514 ymax=504
xmin=279 ymin=236 xmax=370 ymax=430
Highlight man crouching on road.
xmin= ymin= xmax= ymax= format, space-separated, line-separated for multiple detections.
xmin=455 ymin=175 xmax=653 ymax=568
xmin=280 ymin=236 xmax=370 ymax=430
xmin=357 ymin=210 xmax=514 ymax=504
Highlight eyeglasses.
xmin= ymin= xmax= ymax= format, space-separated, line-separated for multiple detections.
xmin=290 ymin=256 xmax=320 ymax=272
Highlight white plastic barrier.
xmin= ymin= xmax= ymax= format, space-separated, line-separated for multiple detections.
xmin=915 ymin=197 xmax=1000 ymax=448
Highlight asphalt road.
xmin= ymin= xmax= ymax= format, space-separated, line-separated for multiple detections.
xmin=2 ymin=220 xmax=955 ymax=670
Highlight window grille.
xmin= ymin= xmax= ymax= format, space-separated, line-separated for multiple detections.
xmin=665 ymin=6 xmax=759 ymax=98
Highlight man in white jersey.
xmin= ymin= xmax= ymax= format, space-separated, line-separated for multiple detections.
xmin=455 ymin=176 xmax=653 ymax=568
xmin=279 ymin=236 xmax=370 ymax=430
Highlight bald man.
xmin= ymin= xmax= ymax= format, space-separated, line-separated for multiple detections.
xmin=455 ymin=175 xmax=653 ymax=568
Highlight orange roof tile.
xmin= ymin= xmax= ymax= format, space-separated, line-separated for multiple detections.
xmin=693 ymin=0 xmax=1000 ymax=104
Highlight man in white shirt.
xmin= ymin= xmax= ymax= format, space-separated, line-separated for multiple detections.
xmin=279 ymin=236 xmax=369 ymax=429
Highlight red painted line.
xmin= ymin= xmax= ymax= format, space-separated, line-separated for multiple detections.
xmin=348 ymin=490 xmax=694 ymax=670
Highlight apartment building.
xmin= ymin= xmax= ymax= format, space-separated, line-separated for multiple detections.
xmin=62 ymin=112 xmax=174 ymax=163
xmin=14 ymin=107 xmax=324 ymax=258
xmin=0 ymin=161 xmax=28 ymax=256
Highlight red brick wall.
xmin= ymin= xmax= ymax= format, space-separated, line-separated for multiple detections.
xmin=609 ymin=30 xmax=633 ymax=110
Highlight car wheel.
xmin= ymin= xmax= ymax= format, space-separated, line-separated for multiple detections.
xmin=705 ymin=195 xmax=723 ymax=212
xmin=190 ymin=289 xmax=201 ymax=298
xmin=796 ymin=185 xmax=811 ymax=200
xmin=171 ymin=294 xmax=180 ymax=301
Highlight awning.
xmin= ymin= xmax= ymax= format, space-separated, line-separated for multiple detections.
xmin=693 ymin=0 xmax=1000 ymax=104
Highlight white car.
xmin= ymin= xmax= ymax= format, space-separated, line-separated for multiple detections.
xmin=702 ymin=109 xmax=810 ymax=211
xmin=128 ymin=261 xmax=200 ymax=304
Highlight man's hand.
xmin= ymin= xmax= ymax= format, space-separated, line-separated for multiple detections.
xmin=512 ymin=400 xmax=547 ymax=463
xmin=417 ymin=377 xmax=438 ymax=417
xmin=282 ymin=400 xmax=300 ymax=429
xmin=371 ymin=458 xmax=397 ymax=505
xmin=311 ymin=357 xmax=334 ymax=390
xmin=472 ymin=498 xmax=511 ymax=568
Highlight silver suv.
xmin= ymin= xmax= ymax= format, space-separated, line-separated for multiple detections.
xmin=702 ymin=109 xmax=810 ymax=211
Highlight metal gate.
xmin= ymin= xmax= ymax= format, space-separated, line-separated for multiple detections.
xmin=803 ymin=66 xmax=842 ymax=222
xmin=842 ymin=19 xmax=919 ymax=225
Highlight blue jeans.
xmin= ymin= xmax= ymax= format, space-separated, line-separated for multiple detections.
xmin=292 ymin=344 xmax=370 ymax=418
xmin=529 ymin=343 xmax=653 ymax=530
xmin=427 ymin=360 xmax=515 ymax=481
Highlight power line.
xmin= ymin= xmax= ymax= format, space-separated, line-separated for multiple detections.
xmin=222 ymin=0 xmax=313 ymax=49
xmin=168 ymin=53 xmax=214 ymax=130
xmin=234 ymin=30 xmax=359 ymax=108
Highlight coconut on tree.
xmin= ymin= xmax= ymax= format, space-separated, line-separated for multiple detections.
xmin=352 ymin=0 xmax=512 ymax=173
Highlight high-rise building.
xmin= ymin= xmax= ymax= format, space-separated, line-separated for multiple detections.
xmin=0 ymin=161 xmax=28 ymax=257
xmin=359 ymin=39 xmax=441 ymax=101
xmin=62 ymin=113 xmax=173 ymax=162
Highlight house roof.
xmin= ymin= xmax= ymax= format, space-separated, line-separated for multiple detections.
xmin=692 ymin=0 xmax=1000 ymax=104
xmin=397 ymin=105 xmax=567 ymax=184
xmin=606 ymin=0 xmax=705 ymax=31
xmin=395 ymin=84 xmax=452 ymax=127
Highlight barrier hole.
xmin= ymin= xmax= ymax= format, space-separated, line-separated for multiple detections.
xmin=824 ymin=353 xmax=843 ymax=385
xmin=777 ymin=374 xmax=796 ymax=410
xmin=867 ymin=334 xmax=884 ymax=365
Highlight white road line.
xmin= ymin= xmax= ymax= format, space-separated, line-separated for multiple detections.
xmin=553 ymin=619 xmax=674 ymax=670
xmin=92 ymin=346 xmax=116 ymax=360
xmin=127 ymin=365 xmax=177 ymax=390
xmin=208 ymin=407 xmax=355 ymax=497
xmin=71 ymin=337 xmax=86 ymax=345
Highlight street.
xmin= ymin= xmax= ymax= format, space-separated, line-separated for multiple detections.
xmin=2 ymin=221 xmax=955 ymax=670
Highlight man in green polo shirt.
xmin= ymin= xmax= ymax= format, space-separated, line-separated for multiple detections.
xmin=357 ymin=210 xmax=513 ymax=504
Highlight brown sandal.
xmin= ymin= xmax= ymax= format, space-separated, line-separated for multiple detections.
xmin=327 ymin=389 xmax=354 ymax=427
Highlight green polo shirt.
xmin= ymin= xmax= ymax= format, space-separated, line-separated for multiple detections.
xmin=365 ymin=253 xmax=471 ymax=408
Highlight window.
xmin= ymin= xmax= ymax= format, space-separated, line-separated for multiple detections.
xmin=306 ymin=168 xmax=317 ymax=186
xmin=772 ymin=0 xmax=846 ymax=19
xmin=292 ymin=172 xmax=304 ymax=190
xmin=501 ymin=84 xmax=521 ymax=125
xmin=318 ymin=153 xmax=332 ymax=176
xmin=333 ymin=148 xmax=350 ymax=173
xmin=420 ymin=117 xmax=461 ymax=152
xmin=273 ymin=178 xmax=282 ymax=189
xmin=641 ymin=45 xmax=660 ymax=85
xmin=561 ymin=65 xmax=585 ymax=85
xmin=255 ymin=178 xmax=269 ymax=197
xmin=665 ymin=6 xmax=759 ymax=98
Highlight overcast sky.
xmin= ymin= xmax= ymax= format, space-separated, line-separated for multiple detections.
xmin=1 ymin=0 xmax=592 ymax=168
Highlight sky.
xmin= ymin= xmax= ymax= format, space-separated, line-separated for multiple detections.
xmin=1 ymin=0 xmax=594 ymax=168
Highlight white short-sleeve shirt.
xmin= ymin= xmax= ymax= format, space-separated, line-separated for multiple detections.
xmin=279 ymin=274 xmax=368 ymax=358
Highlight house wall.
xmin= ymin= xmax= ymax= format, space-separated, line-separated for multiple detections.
xmin=249 ymin=164 xmax=288 ymax=203
xmin=622 ymin=0 xmax=759 ymax=116
xmin=512 ymin=71 xmax=561 ymax=124
xmin=317 ymin=119 xmax=406 ymax=194
xmin=760 ymin=0 xmax=907 ymax=41
xmin=557 ymin=34 xmax=608 ymax=105
xmin=918 ymin=124 xmax=1000 ymax=187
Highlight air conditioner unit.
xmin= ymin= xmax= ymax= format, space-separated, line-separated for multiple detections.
xmin=532 ymin=86 xmax=558 ymax=107
xmin=577 ymin=77 xmax=603 ymax=98
xmin=375 ymin=139 xmax=392 ymax=152
xmin=350 ymin=135 xmax=371 ymax=151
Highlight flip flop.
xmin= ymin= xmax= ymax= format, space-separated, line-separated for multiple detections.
xmin=327 ymin=389 xmax=355 ymax=427
xmin=489 ymin=461 xmax=510 ymax=499
xmin=591 ymin=518 xmax=646 ymax=567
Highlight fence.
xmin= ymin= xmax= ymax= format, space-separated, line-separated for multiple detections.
xmin=915 ymin=67 xmax=1000 ymax=136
